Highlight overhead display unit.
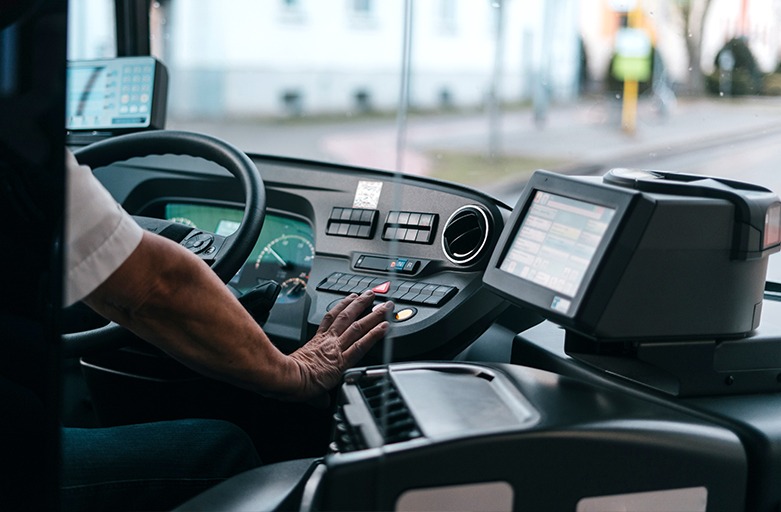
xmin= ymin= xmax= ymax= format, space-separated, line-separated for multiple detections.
xmin=66 ymin=56 xmax=168 ymax=144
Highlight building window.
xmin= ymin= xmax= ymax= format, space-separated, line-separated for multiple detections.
xmin=439 ymin=88 xmax=454 ymax=109
xmin=353 ymin=89 xmax=372 ymax=113
xmin=348 ymin=0 xmax=377 ymax=29
xmin=352 ymin=0 xmax=372 ymax=14
xmin=439 ymin=0 xmax=457 ymax=34
xmin=281 ymin=90 xmax=304 ymax=116
xmin=279 ymin=0 xmax=306 ymax=24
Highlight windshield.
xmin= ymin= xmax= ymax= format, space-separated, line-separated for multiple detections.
xmin=68 ymin=0 xmax=781 ymax=280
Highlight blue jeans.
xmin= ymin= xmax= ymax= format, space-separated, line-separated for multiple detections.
xmin=61 ymin=419 xmax=262 ymax=511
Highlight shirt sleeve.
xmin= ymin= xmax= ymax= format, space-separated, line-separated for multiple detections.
xmin=64 ymin=149 xmax=144 ymax=307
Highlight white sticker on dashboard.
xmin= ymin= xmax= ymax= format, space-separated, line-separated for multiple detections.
xmin=354 ymin=180 xmax=383 ymax=209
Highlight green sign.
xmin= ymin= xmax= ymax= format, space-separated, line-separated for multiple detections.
xmin=612 ymin=27 xmax=652 ymax=81
xmin=612 ymin=55 xmax=652 ymax=81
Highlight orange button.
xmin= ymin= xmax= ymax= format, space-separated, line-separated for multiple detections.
xmin=372 ymin=281 xmax=391 ymax=294
xmin=394 ymin=308 xmax=417 ymax=322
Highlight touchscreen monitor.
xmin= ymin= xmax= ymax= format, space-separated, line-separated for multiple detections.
xmin=483 ymin=170 xmax=647 ymax=334
xmin=499 ymin=191 xmax=615 ymax=313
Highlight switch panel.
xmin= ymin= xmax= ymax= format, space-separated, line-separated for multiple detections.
xmin=382 ymin=211 xmax=438 ymax=244
xmin=327 ymin=207 xmax=378 ymax=239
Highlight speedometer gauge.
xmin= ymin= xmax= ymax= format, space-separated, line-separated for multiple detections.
xmin=255 ymin=234 xmax=314 ymax=304
xmin=213 ymin=211 xmax=314 ymax=302
xmin=279 ymin=277 xmax=308 ymax=302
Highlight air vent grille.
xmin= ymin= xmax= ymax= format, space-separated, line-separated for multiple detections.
xmin=442 ymin=205 xmax=491 ymax=265
xmin=332 ymin=373 xmax=422 ymax=453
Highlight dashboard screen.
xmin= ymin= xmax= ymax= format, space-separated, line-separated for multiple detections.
xmin=499 ymin=191 xmax=615 ymax=303
xmin=483 ymin=171 xmax=637 ymax=328
xmin=66 ymin=56 xmax=166 ymax=131
xmin=165 ymin=204 xmax=314 ymax=303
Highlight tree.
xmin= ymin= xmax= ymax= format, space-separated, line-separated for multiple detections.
xmin=676 ymin=0 xmax=713 ymax=94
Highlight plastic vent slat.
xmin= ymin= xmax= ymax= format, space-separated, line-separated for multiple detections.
xmin=334 ymin=373 xmax=423 ymax=451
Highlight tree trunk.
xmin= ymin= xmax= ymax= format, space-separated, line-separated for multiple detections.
xmin=682 ymin=0 xmax=712 ymax=94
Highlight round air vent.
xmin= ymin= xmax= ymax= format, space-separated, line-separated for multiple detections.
xmin=441 ymin=205 xmax=492 ymax=265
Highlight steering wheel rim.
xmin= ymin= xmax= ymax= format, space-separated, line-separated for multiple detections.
xmin=73 ymin=130 xmax=265 ymax=282
xmin=64 ymin=130 xmax=265 ymax=357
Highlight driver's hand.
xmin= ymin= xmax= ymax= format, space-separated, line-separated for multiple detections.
xmin=287 ymin=290 xmax=391 ymax=404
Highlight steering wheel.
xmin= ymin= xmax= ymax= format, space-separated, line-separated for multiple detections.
xmin=63 ymin=130 xmax=265 ymax=356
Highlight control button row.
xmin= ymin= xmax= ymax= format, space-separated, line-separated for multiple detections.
xmin=383 ymin=227 xmax=432 ymax=244
xmin=387 ymin=211 xmax=436 ymax=228
xmin=316 ymin=272 xmax=457 ymax=307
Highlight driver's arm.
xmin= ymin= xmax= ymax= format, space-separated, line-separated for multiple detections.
xmin=83 ymin=231 xmax=389 ymax=402
xmin=65 ymin=150 xmax=389 ymax=402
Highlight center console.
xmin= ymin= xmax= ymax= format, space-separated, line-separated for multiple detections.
xmin=312 ymin=361 xmax=745 ymax=511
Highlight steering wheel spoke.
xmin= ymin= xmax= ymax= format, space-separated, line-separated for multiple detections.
xmin=180 ymin=230 xmax=229 ymax=266
xmin=132 ymin=215 xmax=228 ymax=266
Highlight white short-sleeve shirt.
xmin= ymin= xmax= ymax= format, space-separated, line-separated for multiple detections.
xmin=64 ymin=150 xmax=144 ymax=306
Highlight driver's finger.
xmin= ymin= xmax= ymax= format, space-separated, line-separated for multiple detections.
xmin=342 ymin=321 xmax=389 ymax=368
xmin=324 ymin=290 xmax=376 ymax=335
xmin=337 ymin=300 xmax=393 ymax=350
xmin=315 ymin=292 xmax=361 ymax=335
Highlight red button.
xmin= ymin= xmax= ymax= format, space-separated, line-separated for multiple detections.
xmin=372 ymin=281 xmax=391 ymax=294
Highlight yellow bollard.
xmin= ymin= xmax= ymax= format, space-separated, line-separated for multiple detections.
xmin=621 ymin=79 xmax=638 ymax=135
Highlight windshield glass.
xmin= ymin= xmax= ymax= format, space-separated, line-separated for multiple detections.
xmin=68 ymin=0 xmax=781 ymax=280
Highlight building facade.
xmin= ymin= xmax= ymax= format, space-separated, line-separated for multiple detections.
xmin=68 ymin=0 xmax=583 ymax=119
